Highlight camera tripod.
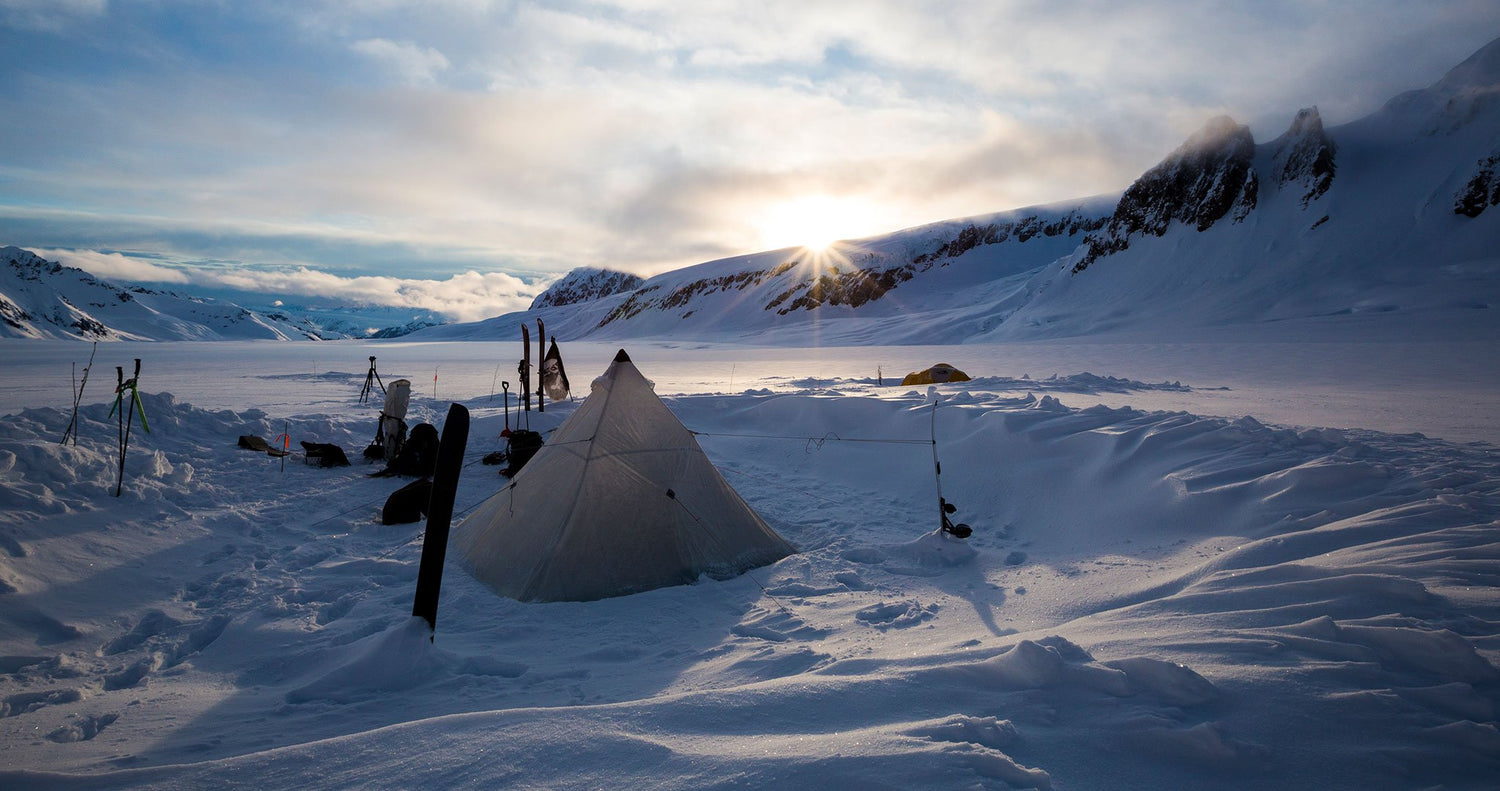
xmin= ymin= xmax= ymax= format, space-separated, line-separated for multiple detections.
xmin=359 ymin=356 xmax=386 ymax=404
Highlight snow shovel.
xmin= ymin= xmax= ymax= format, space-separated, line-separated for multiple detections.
xmin=501 ymin=381 xmax=512 ymax=438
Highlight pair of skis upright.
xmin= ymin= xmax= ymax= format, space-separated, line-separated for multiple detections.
xmin=518 ymin=319 xmax=570 ymax=417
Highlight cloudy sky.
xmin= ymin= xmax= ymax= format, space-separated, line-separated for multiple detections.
xmin=2 ymin=1 xmax=1497 ymax=320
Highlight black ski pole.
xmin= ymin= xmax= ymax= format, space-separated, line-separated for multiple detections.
xmin=119 ymin=358 xmax=143 ymax=498
xmin=412 ymin=403 xmax=470 ymax=639
xmin=929 ymin=392 xmax=971 ymax=538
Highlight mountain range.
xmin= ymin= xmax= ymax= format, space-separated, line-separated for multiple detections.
xmin=426 ymin=36 xmax=1500 ymax=346
xmin=5 ymin=37 xmax=1498 ymax=345
xmin=0 ymin=247 xmax=444 ymax=341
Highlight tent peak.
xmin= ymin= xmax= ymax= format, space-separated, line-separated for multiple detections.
xmin=614 ymin=349 xmax=632 ymax=363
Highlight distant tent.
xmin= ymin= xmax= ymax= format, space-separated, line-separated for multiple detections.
xmin=901 ymin=363 xmax=970 ymax=386
xmin=454 ymin=350 xmax=794 ymax=602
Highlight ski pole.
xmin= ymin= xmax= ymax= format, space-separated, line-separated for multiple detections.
xmin=928 ymin=389 xmax=971 ymax=538
xmin=61 ymin=343 xmax=96 ymax=445
xmin=115 ymin=360 xmax=142 ymax=497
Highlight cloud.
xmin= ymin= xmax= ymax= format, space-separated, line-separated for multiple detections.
xmin=351 ymin=38 xmax=451 ymax=85
xmin=179 ymin=266 xmax=538 ymax=323
xmin=0 ymin=0 xmax=104 ymax=31
xmin=3 ymin=0 xmax=1499 ymax=295
xmin=42 ymin=247 xmax=538 ymax=323
xmin=37 ymin=248 xmax=192 ymax=284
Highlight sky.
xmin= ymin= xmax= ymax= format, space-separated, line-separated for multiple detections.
xmin=2 ymin=1 xmax=1498 ymax=321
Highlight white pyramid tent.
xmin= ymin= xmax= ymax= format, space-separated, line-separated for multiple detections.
xmin=454 ymin=350 xmax=794 ymax=602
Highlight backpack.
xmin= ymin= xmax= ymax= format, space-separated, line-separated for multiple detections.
xmin=502 ymin=430 xmax=544 ymax=477
xmin=382 ymin=478 xmax=432 ymax=525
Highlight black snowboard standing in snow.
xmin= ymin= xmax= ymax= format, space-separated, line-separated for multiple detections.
xmin=412 ymin=403 xmax=470 ymax=636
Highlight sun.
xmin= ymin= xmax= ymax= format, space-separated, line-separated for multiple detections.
xmin=756 ymin=195 xmax=879 ymax=253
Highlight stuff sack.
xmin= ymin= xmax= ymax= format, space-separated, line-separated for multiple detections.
xmin=382 ymin=478 xmax=432 ymax=525
xmin=300 ymin=441 xmax=351 ymax=468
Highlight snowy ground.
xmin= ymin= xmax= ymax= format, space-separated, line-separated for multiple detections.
xmin=1 ymin=338 xmax=1498 ymax=789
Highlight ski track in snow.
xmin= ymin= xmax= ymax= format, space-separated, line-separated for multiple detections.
xmin=0 ymin=372 xmax=1497 ymax=790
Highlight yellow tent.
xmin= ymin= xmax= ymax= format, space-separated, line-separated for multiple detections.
xmin=901 ymin=363 xmax=971 ymax=386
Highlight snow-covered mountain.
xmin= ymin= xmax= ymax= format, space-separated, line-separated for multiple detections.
xmin=0 ymin=247 xmax=340 ymax=341
xmin=529 ymin=267 xmax=644 ymax=310
xmin=425 ymin=36 xmax=1500 ymax=345
xmin=0 ymin=247 xmax=445 ymax=341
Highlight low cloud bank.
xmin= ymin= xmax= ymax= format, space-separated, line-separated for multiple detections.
xmin=43 ymin=248 xmax=541 ymax=324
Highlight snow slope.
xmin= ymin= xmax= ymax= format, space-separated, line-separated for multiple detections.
xmin=0 ymin=341 xmax=1497 ymax=789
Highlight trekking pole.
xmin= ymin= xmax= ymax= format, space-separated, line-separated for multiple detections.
xmin=928 ymin=389 xmax=970 ymax=538
xmin=113 ymin=360 xmax=145 ymax=497
xmin=112 ymin=366 xmax=124 ymax=489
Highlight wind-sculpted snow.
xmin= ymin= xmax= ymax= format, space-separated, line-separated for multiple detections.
xmin=781 ymin=372 xmax=1190 ymax=395
xmin=1 ymin=371 xmax=1497 ymax=789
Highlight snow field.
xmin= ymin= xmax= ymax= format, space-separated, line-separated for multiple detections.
xmin=0 ymin=370 xmax=1497 ymax=789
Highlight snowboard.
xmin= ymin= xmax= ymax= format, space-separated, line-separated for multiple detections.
xmin=412 ymin=402 xmax=470 ymax=634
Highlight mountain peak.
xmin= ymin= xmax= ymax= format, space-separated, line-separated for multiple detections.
xmin=1070 ymin=116 xmax=1257 ymax=272
xmin=530 ymin=267 xmax=644 ymax=310
xmin=1435 ymin=35 xmax=1500 ymax=93
xmin=1181 ymin=115 xmax=1249 ymax=153
xmin=1272 ymin=107 xmax=1337 ymax=206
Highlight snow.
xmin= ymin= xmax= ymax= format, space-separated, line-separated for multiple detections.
xmin=1 ymin=335 xmax=1498 ymax=789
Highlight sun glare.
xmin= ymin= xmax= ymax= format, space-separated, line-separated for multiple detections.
xmin=757 ymin=196 xmax=878 ymax=253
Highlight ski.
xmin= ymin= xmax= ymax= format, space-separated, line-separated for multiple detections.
xmin=412 ymin=402 xmax=470 ymax=638
xmin=536 ymin=318 xmax=546 ymax=412
xmin=520 ymin=322 xmax=532 ymax=415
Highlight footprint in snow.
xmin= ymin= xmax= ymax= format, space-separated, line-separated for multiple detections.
xmin=906 ymin=714 xmax=1020 ymax=750
xmin=1 ymin=687 xmax=83 ymax=718
xmin=855 ymin=599 xmax=938 ymax=629
xmin=46 ymin=712 xmax=119 ymax=743
xmin=731 ymin=606 xmax=829 ymax=643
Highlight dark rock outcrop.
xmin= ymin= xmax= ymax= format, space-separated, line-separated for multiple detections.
xmin=1272 ymin=107 xmax=1337 ymax=207
xmin=1455 ymin=152 xmax=1500 ymax=217
xmin=531 ymin=268 xmax=644 ymax=310
xmin=1073 ymin=116 xmax=1258 ymax=273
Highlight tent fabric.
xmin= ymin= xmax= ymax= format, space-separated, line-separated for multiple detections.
xmin=454 ymin=350 xmax=794 ymax=603
xmin=901 ymin=363 xmax=970 ymax=386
